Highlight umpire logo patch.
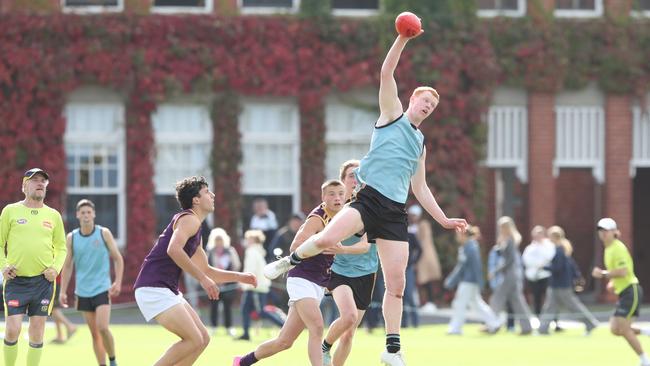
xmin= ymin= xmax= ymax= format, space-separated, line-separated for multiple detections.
xmin=7 ymin=299 xmax=20 ymax=307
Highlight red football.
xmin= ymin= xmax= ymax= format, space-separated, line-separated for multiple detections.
xmin=395 ymin=12 xmax=422 ymax=37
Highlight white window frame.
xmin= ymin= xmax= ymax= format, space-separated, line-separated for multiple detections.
xmin=150 ymin=0 xmax=213 ymax=14
xmin=554 ymin=0 xmax=603 ymax=18
xmin=324 ymin=94 xmax=375 ymax=179
xmin=64 ymin=102 xmax=126 ymax=247
xmin=631 ymin=0 xmax=650 ymax=17
xmin=477 ymin=0 xmax=526 ymax=18
xmin=152 ymin=103 xmax=213 ymax=194
xmin=239 ymin=99 xmax=301 ymax=213
xmin=238 ymin=0 xmax=299 ymax=15
xmin=553 ymin=106 xmax=605 ymax=182
xmin=61 ymin=0 xmax=123 ymax=14
xmin=632 ymin=105 xmax=650 ymax=176
xmin=485 ymin=106 xmax=528 ymax=182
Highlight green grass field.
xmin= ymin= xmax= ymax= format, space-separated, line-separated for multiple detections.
xmin=3 ymin=323 xmax=648 ymax=365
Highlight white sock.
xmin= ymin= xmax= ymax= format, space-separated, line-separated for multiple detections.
xmin=642 ymin=329 xmax=650 ymax=337
xmin=295 ymin=233 xmax=324 ymax=258
xmin=640 ymin=353 xmax=650 ymax=364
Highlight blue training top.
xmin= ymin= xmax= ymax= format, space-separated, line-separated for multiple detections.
xmin=356 ymin=114 xmax=425 ymax=204
xmin=330 ymin=234 xmax=378 ymax=278
xmin=72 ymin=225 xmax=111 ymax=297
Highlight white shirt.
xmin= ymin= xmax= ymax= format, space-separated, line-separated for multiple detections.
xmin=242 ymin=244 xmax=271 ymax=292
xmin=249 ymin=211 xmax=278 ymax=232
xmin=522 ymin=239 xmax=556 ymax=281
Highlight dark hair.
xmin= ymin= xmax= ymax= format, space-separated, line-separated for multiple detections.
xmin=76 ymin=199 xmax=95 ymax=211
xmin=176 ymin=176 xmax=208 ymax=210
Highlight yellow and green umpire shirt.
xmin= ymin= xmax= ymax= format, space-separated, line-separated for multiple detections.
xmin=604 ymin=239 xmax=639 ymax=295
xmin=0 ymin=202 xmax=67 ymax=277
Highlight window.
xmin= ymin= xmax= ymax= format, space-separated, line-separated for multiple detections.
xmin=554 ymin=0 xmax=603 ymax=18
xmin=151 ymin=0 xmax=213 ymax=14
xmin=485 ymin=106 xmax=528 ymax=182
xmin=62 ymin=0 xmax=123 ymax=13
xmin=477 ymin=0 xmax=526 ymax=17
xmin=632 ymin=105 xmax=650 ymax=176
xmin=239 ymin=0 xmax=299 ymax=14
xmin=484 ymin=88 xmax=528 ymax=182
xmin=64 ymin=101 xmax=126 ymax=246
xmin=239 ymin=100 xmax=300 ymax=227
xmin=331 ymin=0 xmax=379 ymax=16
xmin=153 ymin=104 xmax=213 ymax=233
xmin=554 ymin=106 xmax=605 ymax=182
xmin=325 ymin=96 xmax=375 ymax=179
xmin=631 ymin=0 xmax=650 ymax=16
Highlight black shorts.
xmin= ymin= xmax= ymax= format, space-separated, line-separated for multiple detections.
xmin=77 ymin=291 xmax=110 ymax=312
xmin=327 ymin=272 xmax=376 ymax=310
xmin=614 ymin=284 xmax=643 ymax=319
xmin=4 ymin=275 xmax=55 ymax=317
xmin=349 ymin=185 xmax=408 ymax=242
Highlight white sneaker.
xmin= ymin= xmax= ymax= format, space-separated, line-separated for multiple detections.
xmin=380 ymin=351 xmax=406 ymax=366
xmin=263 ymin=256 xmax=295 ymax=280
xmin=419 ymin=302 xmax=437 ymax=315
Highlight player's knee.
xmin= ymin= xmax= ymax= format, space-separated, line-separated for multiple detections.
xmin=97 ymin=325 xmax=110 ymax=336
xmin=610 ymin=324 xmax=622 ymax=336
xmin=200 ymin=333 xmax=211 ymax=349
xmin=315 ymin=235 xmax=335 ymax=249
xmin=385 ymin=278 xmax=405 ymax=297
xmin=340 ymin=312 xmax=358 ymax=328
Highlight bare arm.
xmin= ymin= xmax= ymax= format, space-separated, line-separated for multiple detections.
xmin=191 ymin=246 xmax=256 ymax=287
xmin=289 ymin=216 xmax=325 ymax=252
xmin=101 ymin=228 xmax=124 ymax=298
xmin=58 ymin=233 xmax=74 ymax=307
xmin=411 ymin=148 xmax=468 ymax=231
xmin=377 ymin=36 xmax=409 ymax=126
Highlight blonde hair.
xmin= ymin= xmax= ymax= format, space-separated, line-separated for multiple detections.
xmin=244 ymin=229 xmax=266 ymax=245
xmin=339 ymin=159 xmax=360 ymax=181
xmin=497 ymin=216 xmax=522 ymax=246
xmin=321 ymin=179 xmax=344 ymax=193
xmin=206 ymin=228 xmax=230 ymax=251
xmin=531 ymin=225 xmax=546 ymax=237
xmin=547 ymin=225 xmax=573 ymax=256
xmin=412 ymin=86 xmax=440 ymax=101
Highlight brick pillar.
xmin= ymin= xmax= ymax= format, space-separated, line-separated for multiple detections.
xmin=605 ymin=0 xmax=632 ymax=19
xmin=528 ymin=93 xmax=556 ymax=228
xmin=604 ymin=95 xmax=633 ymax=245
xmin=478 ymin=168 xmax=496 ymax=253
xmin=528 ymin=0 xmax=554 ymax=21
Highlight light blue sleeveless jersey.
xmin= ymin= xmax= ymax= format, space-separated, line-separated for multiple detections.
xmin=330 ymin=234 xmax=378 ymax=278
xmin=72 ymin=225 xmax=111 ymax=297
xmin=356 ymin=114 xmax=425 ymax=203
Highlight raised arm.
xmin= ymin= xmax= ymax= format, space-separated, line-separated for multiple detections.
xmin=411 ymin=147 xmax=468 ymax=232
xmin=101 ymin=228 xmax=124 ymax=298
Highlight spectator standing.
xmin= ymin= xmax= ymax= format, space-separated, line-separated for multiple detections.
xmin=522 ymin=225 xmax=555 ymax=316
xmin=407 ymin=204 xmax=442 ymax=313
xmin=489 ymin=216 xmax=533 ymax=335
xmin=206 ymin=228 xmax=241 ymax=336
xmin=538 ymin=226 xmax=598 ymax=335
xmin=445 ymin=227 xmax=501 ymax=335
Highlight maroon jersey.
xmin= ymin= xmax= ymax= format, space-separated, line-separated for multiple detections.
xmin=134 ymin=210 xmax=202 ymax=294
xmin=288 ymin=203 xmax=336 ymax=286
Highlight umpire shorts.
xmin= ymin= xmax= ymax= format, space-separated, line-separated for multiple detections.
xmin=4 ymin=275 xmax=55 ymax=317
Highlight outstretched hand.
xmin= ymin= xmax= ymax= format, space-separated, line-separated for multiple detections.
xmin=240 ymin=272 xmax=258 ymax=288
xmin=442 ymin=218 xmax=468 ymax=233
xmin=200 ymin=275 xmax=220 ymax=300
